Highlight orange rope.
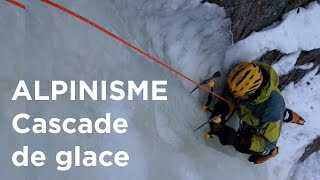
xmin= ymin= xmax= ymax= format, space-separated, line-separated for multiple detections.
xmin=5 ymin=0 xmax=26 ymax=9
xmin=41 ymin=0 xmax=234 ymax=107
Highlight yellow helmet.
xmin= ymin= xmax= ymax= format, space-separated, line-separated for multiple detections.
xmin=227 ymin=62 xmax=263 ymax=97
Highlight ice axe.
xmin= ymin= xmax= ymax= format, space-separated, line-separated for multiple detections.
xmin=190 ymin=71 xmax=221 ymax=93
xmin=193 ymin=115 xmax=222 ymax=132
xmin=194 ymin=109 xmax=237 ymax=132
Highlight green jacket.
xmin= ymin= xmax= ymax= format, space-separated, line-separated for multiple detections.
xmin=236 ymin=62 xmax=285 ymax=152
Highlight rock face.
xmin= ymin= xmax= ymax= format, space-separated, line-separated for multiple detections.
xmin=258 ymin=49 xmax=320 ymax=90
xmin=202 ymin=0 xmax=320 ymax=88
xmin=203 ymin=0 xmax=320 ymax=163
xmin=299 ymin=137 xmax=320 ymax=162
xmin=202 ymin=0 xmax=311 ymax=42
xmin=279 ymin=49 xmax=320 ymax=89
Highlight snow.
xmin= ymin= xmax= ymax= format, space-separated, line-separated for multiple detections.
xmin=295 ymin=63 xmax=314 ymax=70
xmin=292 ymin=151 xmax=320 ymax=180
xmin=225 ymin=1 xmax=320 ymax=66
xmin=1 ymin=0 xmax=320 ymax=179
xmin=272 ymin=51 xmax=300 ymax=76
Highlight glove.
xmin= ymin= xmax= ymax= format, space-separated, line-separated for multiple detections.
xmin=207 ymin=80 xmax=215 ymax=88
xmin=213 ymin=101 xmax=230 ymax=119
xmin=248 ymin=147 xmax=279 ymax=164
xmin=203 ymin=131 xmax=214 ymax=141
xmin=202 ymin=105 xmax=209 ymax=110
xmin=234 ymin=132 xmax=252 ymax=154
xmin=205 ymin=101 xmax=230 ymax=130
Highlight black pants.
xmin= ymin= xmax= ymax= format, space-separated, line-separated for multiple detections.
xmin=210 ymin=123 xmax=237 ymax=146
xmin=211 ymin=123 xmax=254 ymax=154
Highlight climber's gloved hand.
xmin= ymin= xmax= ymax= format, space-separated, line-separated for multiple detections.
xmin=202 ymin=105 xmax=209 ymax=110
xmin=204 ymin=100 xmax=230 ymax=121
xmin=207 ymin=80 xmax=215 ymax=88
xmin=234 ymin=132 xmax=252 ymax=154
xmin=203 ymin=131 xmax=214 ymax=141
xmin=212 ymin=100 xmax=230 ymax=120
xmin=207 ymin=101 xmax=231 ymax=140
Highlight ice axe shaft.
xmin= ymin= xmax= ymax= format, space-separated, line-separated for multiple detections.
xmin=190 ymin=71 xmax=221 ymax=93
xmin=194 ymin=115 xmax=221 ymax=132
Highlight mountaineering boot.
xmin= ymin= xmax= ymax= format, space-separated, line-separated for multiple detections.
xmin=248 ymin=147 xmax=279 ymax=164
xmin=283 ymin=108 xmax=305 ymax=125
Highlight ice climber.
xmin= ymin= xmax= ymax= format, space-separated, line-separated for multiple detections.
xmin=204 ymin=62 xmax=286 ymax=164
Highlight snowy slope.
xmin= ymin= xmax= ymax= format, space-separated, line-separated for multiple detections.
xmin=293 ymin=151 xmax=320 ymax=180
xmin=0 ymin=2 xmax=27 ymax=180
xmin=1 ymin=0 xmax=267 ymax=180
